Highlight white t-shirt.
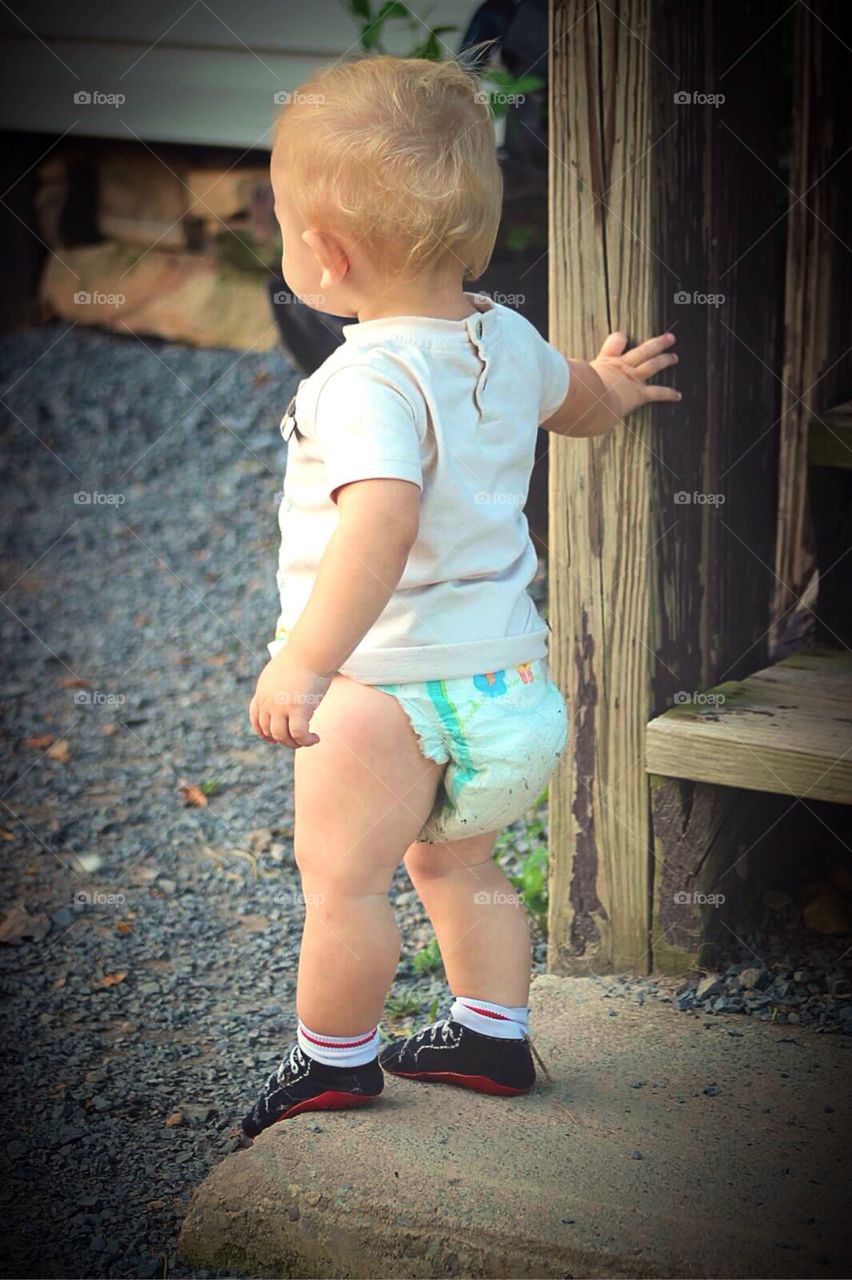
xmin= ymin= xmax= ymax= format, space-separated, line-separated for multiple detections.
xmin=268 ymin=290 xmax=570 ymax=683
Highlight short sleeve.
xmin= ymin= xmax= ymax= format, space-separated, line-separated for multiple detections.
xmin=536 ymin=336 xmax=570 ymax=425
xmin=313 ymin=365 xmax=424 ymax=504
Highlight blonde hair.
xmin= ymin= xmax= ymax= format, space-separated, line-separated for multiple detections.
xmin=272 ymin=53 xmax=502 ymax=284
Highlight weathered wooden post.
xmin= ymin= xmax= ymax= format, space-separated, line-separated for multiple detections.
xmin=546 ymin=0 xmax=792 ymax=974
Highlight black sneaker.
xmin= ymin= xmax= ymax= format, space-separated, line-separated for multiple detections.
xmin=379 ymin=1018 xmax=535 ymax=1095
xmin=241 ymin=1043 xmax=384 ymax=1138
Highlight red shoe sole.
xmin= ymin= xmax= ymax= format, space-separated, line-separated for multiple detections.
xmin=385 ymin=1069 xmax=531 ymax=1096
xmin=277 ymin=1091 xmax=378 ymax=1123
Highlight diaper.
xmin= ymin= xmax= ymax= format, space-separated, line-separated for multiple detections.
xmin=373 ymin=656 xmax=568 ymax=844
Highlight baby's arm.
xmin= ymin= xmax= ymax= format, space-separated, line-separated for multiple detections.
xmin=249 ymin=477 xmax=419 ymax=748
xmin=285 ymin=477 xmax=419 ymax=675
xmin=541 ymin=330 xmax=681 ymax=438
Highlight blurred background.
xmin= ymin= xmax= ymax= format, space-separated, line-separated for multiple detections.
xmin=0 ymin=0 xmax=554 ymax=547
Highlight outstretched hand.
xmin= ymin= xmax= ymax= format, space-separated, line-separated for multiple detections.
xmin=590 ymin=330 xmax=682 ymax=421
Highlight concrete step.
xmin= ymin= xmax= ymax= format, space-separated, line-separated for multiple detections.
xmin=178 ymin=974 xmax=851 ymax=1279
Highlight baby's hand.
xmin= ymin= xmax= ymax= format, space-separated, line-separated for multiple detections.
xmin=590 ymin=330 xmax=681 ymax=420
xmin=248 ymin=653 xmax=332 ymax=748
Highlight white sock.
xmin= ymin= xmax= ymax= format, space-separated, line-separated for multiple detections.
xmin=450 ymin=996 xmax=529 ymax=1040
xmin=297 ymin=1020 xmax=379 ymax=1067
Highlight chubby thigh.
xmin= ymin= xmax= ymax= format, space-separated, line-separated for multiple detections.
xmin=293 ymin=672 xmax=446 ymax=892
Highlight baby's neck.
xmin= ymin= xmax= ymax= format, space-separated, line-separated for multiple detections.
xmin=356 ymin=279 xmax=475 ymax=324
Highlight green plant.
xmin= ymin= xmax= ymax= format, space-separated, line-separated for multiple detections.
xmin=338 ymin=0 xmax=543 ymax=117
xmin=411 ymin=935 xmax=443 ymax=974
xmin=383 ymin=990 xmax=421 ymax=1018
xmin=493 ymin=785 xmax=551 ymax=935
xmin=340 ymin=0 xmax=458 ymax=58
xmin=508 ymin=842 xmax=548 ymax=936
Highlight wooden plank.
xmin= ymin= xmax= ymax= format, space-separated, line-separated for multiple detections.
xmin=547 ymin=0 xmax=788 ymax=976
xmin=771 ymin=0 xmax=852 ymax=656
xmin=646 ymin=647 xmax=852 ymax=804
xmin=650 ymin=776 xmax=794 ymax=975
xmin=649 ymin=0 xmax=786 ymax=700
xmin=808 ymin=404 xmax=852 ymax=471
xmin=547 ymin=0 xmax=654 ymax=975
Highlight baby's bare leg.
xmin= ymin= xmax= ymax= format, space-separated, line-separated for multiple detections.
xmin=293 ymin=673 xmax=444 ymax=1035
xmin=404 ymin=832 xmax=531 ymax=1006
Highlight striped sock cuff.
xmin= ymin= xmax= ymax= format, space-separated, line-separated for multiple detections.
xmin=297 ymin=1021 xmax=379 ymax=1068
xmin=450 ymin=996 xmax=529 ymax=1040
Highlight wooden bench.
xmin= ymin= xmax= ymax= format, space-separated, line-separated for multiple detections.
xmin=645 ymin=646 xmax=852 ymax=973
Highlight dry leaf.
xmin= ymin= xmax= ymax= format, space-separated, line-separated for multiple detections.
xmin=178 ymin=779 xmax=208 ymax=808
xmin=0 ymin=829 xmax=14 ymax=841
xmin=24 ymin=734 xmax=54 ymax=749
xmin=100 ymin=971 xmax=127 ymax=987
xmin=165 ymin=1111 xmax=184 ymax=1128
xmin=237 ymin=913 xmax=270 ymax=933
xmin=101 ymin=724 xmax=119 ymax=737
xmin=133 ymin=613 xmax=149 ymax=627
xmin=58 ymin=676 xmax=90 ymax=689
xmin=0 ymin=900 xmax=51 ymax=944
xmin=115 ymin=919 xmax=133 ymax=935
xmin=46 ymin=738 xmax=71 ymax=763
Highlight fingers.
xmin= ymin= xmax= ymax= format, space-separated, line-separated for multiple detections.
xmin=624 ymin=331 xmax=677 ymax=366
xmin=597 ymin=331 xmax=629 ymax=359
xmin=288 ymin=707 xmax=320 ymax=747
xmin=269 ymin=714 xmax=299 ymax=748
xmin=249 ymin=692 xmax=289 ymax=746
xmin=251 ymin=694 xmax=320 ymax=748
xmin=643 ymin=383 xmax=683 ymax=403
xmin=634 ymin=351 xmax=679 ymax=379
xmin=249 ymin=694 xmax=261 ymax=737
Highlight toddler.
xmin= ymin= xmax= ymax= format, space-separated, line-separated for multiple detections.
xmin=242 ymin=54 xmax=680 ymax=1138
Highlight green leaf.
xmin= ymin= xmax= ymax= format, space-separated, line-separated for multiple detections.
xmin=412 ymin=936 xmax=443 ymax=973
xmin=375 ymin=0 xmax=410 ymax=17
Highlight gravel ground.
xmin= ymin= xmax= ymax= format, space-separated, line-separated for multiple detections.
xmin=0 ymin=323 xmax=549 ymax=1280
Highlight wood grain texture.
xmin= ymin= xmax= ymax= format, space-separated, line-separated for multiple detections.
xmin=646 ymin=647 xmax=852 ymax=804
xmin=547 ymin=0 xmax=654 ymax=974
xmin=650 ymin=776 xmax=787 ymax=974
xmin=548 ymin=0 xmax=797 ymax=974
xmin=771 ymin=0 xmax=852 ymax=657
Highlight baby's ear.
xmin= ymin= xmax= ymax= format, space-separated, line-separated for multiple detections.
xmin=303 ymin=228 xmax=349 ymax=284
